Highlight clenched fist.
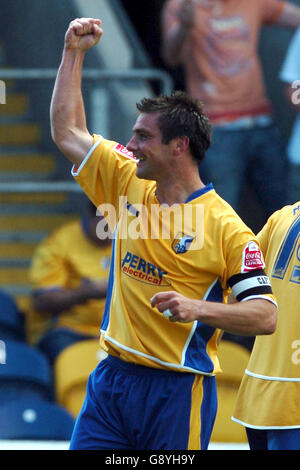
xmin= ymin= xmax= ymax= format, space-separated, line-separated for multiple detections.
xmin=65 ymin=17 xmax=103 ymax=52
xmin=151 ymin=291 xmax=202 ymax=323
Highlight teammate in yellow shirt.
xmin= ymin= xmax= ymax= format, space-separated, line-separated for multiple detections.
xmin=50 ymin=17 xmax=277 ymax=450
xmin=233 ymin=202 xmax=300 ymax=450
xmin=28 ymin=202 xmax=111 ymax=364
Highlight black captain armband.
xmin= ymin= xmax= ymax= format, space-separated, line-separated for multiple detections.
xmin=228 ymin=269 xmax=273 ymax=302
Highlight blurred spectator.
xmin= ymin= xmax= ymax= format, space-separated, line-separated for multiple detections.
xmin=161 ymin=0 xmax=300 ymax=221
xmin=279 ymin=26 xmax=300 ymax=204
xmin=27 ymin=202 xmax=112 ymax=364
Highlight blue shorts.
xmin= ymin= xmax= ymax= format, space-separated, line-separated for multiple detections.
xmin=246 ymin=427 xmax=300 ymax=450
xmin=69 ymin=355 xmax=217 ymax=450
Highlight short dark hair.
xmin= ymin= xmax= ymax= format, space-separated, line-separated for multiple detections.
xmin=136 ymin=91 xmax=211 ymax=163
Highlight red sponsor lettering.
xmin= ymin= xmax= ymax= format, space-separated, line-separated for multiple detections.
xmin=122 ymin=265 xmax=163 ymax=285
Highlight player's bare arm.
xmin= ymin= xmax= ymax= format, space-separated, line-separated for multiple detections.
xmin=161 ymin=0 xmax=195 ymax=67
xmin=50 ymin=18 xmax=103 ymax=167
xmin=33 ymin=279 xmax=108 ymax=315
xmin=151 ymin=291 xmax=277 ymax=336
xmin=276 ymin=2 xmax=300 ymax=28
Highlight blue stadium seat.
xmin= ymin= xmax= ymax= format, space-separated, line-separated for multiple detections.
xmin=0 ymin=339 xmax=53 ymax=402
xmin=0 ymin=290 xmax=25 ymax=341
xmin=0 ymin=399 xmax=75 ymax=440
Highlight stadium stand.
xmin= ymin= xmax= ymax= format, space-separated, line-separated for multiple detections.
xmin=54 ymin=339 xmax=107 ymax=417
xmin=0 ymin=399 xmax=75 ymax=440
xmin=0 ymin=289 xmax=25 ymax=341
xmin=0 ymin=0 xmax=169 ymax=327
xmin=0 ymin=339 xmax=53 ymax=403
xmin=0 ymin=33 xmax=82 ymax=323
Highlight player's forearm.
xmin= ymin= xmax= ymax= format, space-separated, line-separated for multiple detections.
xmin=32 ymin=288 xmax=90 ymax=315
xmin=195 ymin=299 xmax=277 ymax=336
xmin=33 ymin=279 xmax=109 ymax=314
xmin=50 ymin=48 xmax=89 ymax=157
xmin=151 ymin=291 xmax=277 ymax=335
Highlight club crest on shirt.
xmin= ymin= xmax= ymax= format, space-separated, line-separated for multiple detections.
xmin=172 ymin=233 xmax=194 ymax=254
xmin=242 ymin=241 xmax=265 ymax=272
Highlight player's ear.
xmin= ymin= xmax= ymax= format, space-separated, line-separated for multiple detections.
xmin=172 ymin=136 xmax=190 ymax=156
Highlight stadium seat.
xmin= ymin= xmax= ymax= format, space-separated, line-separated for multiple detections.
xmin=54 ymin=339 xmax=107 ymax=417
xmin=211 ymin=340 xmax=251 ymax=443
xmin=0 ymin=290 xmax=25 ymax=341
xmin=0 ymin=398 xmax=75 ymax=440
xmin=0 ymin=339 xmax=53 ymax=403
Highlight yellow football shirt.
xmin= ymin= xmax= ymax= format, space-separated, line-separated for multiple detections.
xmin=233 ymin=203 xmax=300 ymax=428
xmin=72 ymin=135 xmax=275 ymax=374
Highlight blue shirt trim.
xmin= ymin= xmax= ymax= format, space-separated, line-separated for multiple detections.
xmin=183 ymin=278 xmax=223 ymax=373
xmin=101 ymin=230 xmax=117 ymax=331
xmin=185 ymin=183 xmax=214 ymax=204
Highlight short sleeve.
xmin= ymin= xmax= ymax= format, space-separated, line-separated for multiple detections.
xmin=72 ymin=135 xmax=140 ymax=231
xmin=222 ymin=215 xmax=276 ymax=305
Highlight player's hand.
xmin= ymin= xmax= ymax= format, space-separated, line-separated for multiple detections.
xmin=151 ymin=291 xmax=201 ymax=323
xmin=65 ymin=18 xmax=103 ymax=52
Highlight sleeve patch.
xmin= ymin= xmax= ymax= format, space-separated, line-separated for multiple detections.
xmin=241 ymin=241 xmax=265 ymax=273
xmin=113 ymin=143 xmax=136 ymax=160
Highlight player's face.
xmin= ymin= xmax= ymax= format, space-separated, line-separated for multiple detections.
xmin=126 ymin=112 xmax=173 ymax=181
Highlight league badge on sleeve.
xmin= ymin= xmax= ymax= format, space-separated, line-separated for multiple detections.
xmin=241 ymin=241 xmax=265 ymax=272
xmin=114 ymin=143 xmax=136 ymax=160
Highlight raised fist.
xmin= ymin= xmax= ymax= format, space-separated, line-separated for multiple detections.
xmin=65 ymin=18 xmax=103 ymax=51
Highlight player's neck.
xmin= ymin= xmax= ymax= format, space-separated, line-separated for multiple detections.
xmin=155 ymin=173 xmax=205 ymax=205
